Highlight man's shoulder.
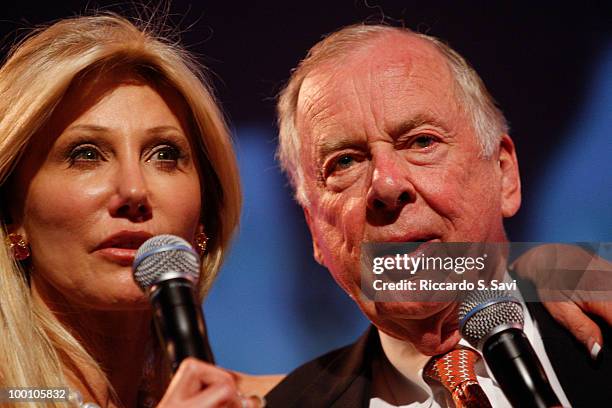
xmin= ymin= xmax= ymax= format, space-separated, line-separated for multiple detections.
xmin=265 ymin=326 xmax=379 ymax=408
xmin=527 ymin=300 xmax=612 ymax=406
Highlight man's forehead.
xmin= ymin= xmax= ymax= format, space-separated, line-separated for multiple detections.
xmin=303 ymin=32 xmax=446 ymax=85
xmin=296 ymin=32 xmax=456 ymax=138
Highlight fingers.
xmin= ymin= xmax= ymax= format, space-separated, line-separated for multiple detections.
xmin=168 ymin=357 xmax=234 ymax=398
xmin=581 ymin=301 xmax=612 ymax=327
xmin=189 ymin=382 xmax=241 ymax=408
xmin=243 ymin=395 xmax=267 ymax=408
xmin=543 ymin=301 xmax=603 ymax=360
xmin=192 ymin=390 xmax=265 ymax=408
xmin=159 ymin=358 xmax=266 ymax=408
xmin=185 ymin=387 xmax=265 ymax=408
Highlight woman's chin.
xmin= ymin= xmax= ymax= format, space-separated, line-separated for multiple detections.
xmin=93 ymin=292 xmax=152 ymax=311
xmin=61 ymin=286 xmax=152 ymax=312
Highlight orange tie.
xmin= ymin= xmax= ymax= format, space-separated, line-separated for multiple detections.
xmin=424 ymin=347 xmax=492 ymax=408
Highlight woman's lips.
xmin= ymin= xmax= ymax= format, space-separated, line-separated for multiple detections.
xmin=94 ymin=231 xmax=153 ymax=266
xmin=96 ymin=247 xmax=138 ymax=266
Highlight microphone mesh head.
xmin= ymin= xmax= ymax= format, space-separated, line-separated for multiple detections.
xmin=132 ymin=234 xmax=200 ymax=292
xmin=458 ymin=290 xmax=524 ymax=348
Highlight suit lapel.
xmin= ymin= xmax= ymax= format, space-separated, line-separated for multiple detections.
xmin=523 ymin=280 xmax=612 ymax=406
xmin=266 ymin=326 xmax=380 ymax=407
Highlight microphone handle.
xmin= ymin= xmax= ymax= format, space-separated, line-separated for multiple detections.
xmin=483 ymin=328 xmax=561 ymax=408
xmin=150 ymin=278 xmax=215 ymax=372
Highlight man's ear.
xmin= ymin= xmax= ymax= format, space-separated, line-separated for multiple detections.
xmin=303 ymin=206 xmax=324 ymax=266
xmin=498 ymin=134 xmax=522 ymax=217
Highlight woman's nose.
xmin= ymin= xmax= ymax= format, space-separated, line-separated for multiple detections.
xmin=108 ymin=162 xmax=152 ymax=222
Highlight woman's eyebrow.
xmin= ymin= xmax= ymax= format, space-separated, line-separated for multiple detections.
xmin=64 ymin=124 xmax=109 ymax=133
xmin=146 ymin=125 xmax=184 ymax=135
xmin=64 ymin=125 xmax=184 ymax=134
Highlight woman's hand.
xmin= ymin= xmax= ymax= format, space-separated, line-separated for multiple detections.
xmin=512 ymin=244 xmax=612 ymax=359
xmin=157 ymin=358 xmax=265 ymax=408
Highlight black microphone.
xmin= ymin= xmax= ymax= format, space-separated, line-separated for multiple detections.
xmin=133 ymin=234 xmax=214 ymax=372
xmin=459 ymin=290 xmax=562 ymax=408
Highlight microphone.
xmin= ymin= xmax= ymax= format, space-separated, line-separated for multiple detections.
xmin=133 ymin=234 xmax=214 ymax=372
xmin=459 ymin=290 xmax=561 ymax=408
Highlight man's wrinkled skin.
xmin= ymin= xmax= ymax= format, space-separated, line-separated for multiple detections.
xmin=296 ymin=32 xmax=521 ymax=355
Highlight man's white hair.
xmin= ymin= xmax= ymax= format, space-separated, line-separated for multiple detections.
xmin=276 ymin=24 xmax=509 ymax=205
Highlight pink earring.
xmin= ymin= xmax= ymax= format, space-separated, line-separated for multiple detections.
xmin=195 ymin=232 xmax=209 ymax=256
xmin=5 ymin=233 xmax=30 ymax=261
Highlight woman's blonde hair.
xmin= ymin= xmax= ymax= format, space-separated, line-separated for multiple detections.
xmin=0 ymin=13 xmax=241 ymax=406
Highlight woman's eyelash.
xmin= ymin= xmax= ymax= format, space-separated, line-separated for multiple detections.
xmin=149 ymin=145 xmax=184 ymax=161
xmin=67 ymin=144 xmax=103 ymax=163
xmin=63 ymin=141 xmax=189 ymax=169
xmin=147 ymin=143 xmax=191 ymax=171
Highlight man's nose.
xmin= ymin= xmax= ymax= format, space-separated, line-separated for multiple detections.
xmin=108 ymin=162 xmax=152 ymax=222
xmin=366 ymin=153 xmax=415 ymax=218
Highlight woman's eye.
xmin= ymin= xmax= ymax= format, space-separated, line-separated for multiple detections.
xmin=411 ymin=135 xmax=437 ymax=149
xmin=69 ymin=146 xmax=101 ymax=162
xmin=151 ymin=146 xmax=180 ymax=161
xmin=148 ymin=145 xmax=184 ymax=169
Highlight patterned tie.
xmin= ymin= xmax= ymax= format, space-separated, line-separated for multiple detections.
xmin=424 ymin=347 xmax=492 ymax=408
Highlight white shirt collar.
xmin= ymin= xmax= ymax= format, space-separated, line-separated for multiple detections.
xmin=370 ymin=293 xmax=571 ymax=407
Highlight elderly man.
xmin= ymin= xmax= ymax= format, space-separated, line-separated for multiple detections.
xmin=266 ymin=24 xmax=611 ymax=407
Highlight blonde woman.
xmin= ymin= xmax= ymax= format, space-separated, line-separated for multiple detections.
xmin=0 ymin=13 xmax=278 ymax=408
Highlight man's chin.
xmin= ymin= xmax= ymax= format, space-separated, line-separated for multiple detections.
xmin=379 ymin=324 xmax=461 ymax=356
xmin=416 ymin=329 xmax=462 ymax=356
xmin=373 ymin=301 xmax=462 ymax=355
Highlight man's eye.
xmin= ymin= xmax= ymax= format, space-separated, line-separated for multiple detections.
xmin=324 ymin=154 xmax=360 ymax=179
xmin=336 ymin=155 xmax=355 ymax=169
xmin=411 ymin=135 xmax=436 ymax=149
xmin=327 ymin=154 xmax=358 ymax=175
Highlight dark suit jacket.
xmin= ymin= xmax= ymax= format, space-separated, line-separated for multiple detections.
xmin=266 ymin=303 xmax=612 ymax=407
